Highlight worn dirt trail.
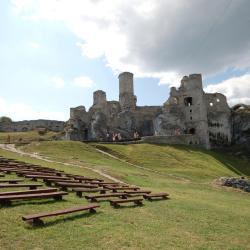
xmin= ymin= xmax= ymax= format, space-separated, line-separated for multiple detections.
xmin=0 ymin=144 xmax=127 ymax=184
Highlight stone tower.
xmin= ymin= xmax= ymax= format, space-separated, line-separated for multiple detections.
xmin=119 ymin=72 xmax=137 ymax=111
xmin=181 ymin=74 xmax=210 ymax=149
xmin=93 ymin=90 xmax=107 ymax=108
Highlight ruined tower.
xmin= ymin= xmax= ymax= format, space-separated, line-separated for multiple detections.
xmin=181 ymin=74 xmax=210 ymax=149
xmin=119 ymin=72 xmax=137 ymax=111
xmin=93 ymin=90 xmax=107 ymax=108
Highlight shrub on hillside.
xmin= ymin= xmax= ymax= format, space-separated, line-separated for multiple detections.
xmin=0 ymin=116 xmax=12 ymax=123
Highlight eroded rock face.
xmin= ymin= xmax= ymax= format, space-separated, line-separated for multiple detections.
xmin=232 ymin=106 xmax=250 ymax=151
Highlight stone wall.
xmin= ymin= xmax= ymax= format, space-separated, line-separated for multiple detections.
xmin=0 ymin=120 xmax=65 ymax=132
xmin=142 ymin=135 xmax=199 ymax=145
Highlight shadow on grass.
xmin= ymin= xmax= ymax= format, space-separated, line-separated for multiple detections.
xmin=27 ymin=210 xmax=103 ymax=229
xmin=170 ymin=145 xmax=250 ymax=177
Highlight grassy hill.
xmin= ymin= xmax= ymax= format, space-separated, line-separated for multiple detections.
xmin=0 ymin=141 xmax=249 ymax=250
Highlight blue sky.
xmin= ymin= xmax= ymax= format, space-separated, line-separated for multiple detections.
xmin=1 ymin=0 xmax=250 ymax=121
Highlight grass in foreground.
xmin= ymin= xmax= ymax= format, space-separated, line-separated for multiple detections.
xmin=0 ymin=141 xmax=249 ymax=250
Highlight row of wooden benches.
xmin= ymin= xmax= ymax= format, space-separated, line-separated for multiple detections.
xmin=0 ymin=156 xmax=170 ymax=226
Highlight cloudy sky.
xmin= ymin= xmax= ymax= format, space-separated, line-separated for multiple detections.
xmin=1 ymin=0 xmax=250 ymax=121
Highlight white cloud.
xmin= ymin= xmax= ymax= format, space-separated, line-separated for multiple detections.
xmin=29 ymin=42 xmax=40 ymax=49
xmin=0 ymin=97 xmax=67 ymax=121
xmin=73 ymin=76 xmax=94 ymax=88
xmin=11 ymin=0 xmax=250 ymax=87
xmin=205 ymin=74 xmax=250 ymax=106
xmin=52 ymin=76 xmax=65 ymax=88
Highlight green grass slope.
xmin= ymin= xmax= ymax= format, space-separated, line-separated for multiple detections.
xmin=0 ymin=141 xmax=249 ymax=250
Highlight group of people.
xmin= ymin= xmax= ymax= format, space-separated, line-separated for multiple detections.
xmin=106 ymin=132 xmax=122 ymax=142
xmin=106 ymin=131 xmax=140 ymax=142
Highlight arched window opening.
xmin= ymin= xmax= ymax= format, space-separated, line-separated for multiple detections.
xmin=184 ymin=97 xmax=193 ymax=106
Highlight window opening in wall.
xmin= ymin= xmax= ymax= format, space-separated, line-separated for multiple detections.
xmin=173 ymin=97 xmax=178 ymax=104
xmin=184 ymin=97 xmax=193 ymax=106
xmin=216 ymin=98 xmax=220 ymax=102
xmin=190 ymin=109 xmax=192 ymax=112
xmin=210 ymin=102 xmax=213 ymax=107
xmin=190 ymin=116 xmax=192 ymax=120
xmin=189 ymin=128 xmax=195 ymax=134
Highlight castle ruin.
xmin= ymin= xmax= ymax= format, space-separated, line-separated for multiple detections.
xmin=65 ymin=72 xmax=232 ymax=149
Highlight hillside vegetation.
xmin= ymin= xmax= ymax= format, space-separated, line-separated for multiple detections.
xmin=0 ymin=141 xmax=249 ymax=250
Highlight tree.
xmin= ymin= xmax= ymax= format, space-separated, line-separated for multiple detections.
xmin=0 ymin=116 xmax=12 ymax=123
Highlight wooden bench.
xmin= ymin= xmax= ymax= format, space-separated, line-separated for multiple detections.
xmin=73 ymin=188 xmax=109 ymax=197
xmin=74 ymin=176 xmax=104 ymax=182
xmin=55 ymin=182 xmax=98 ymax=191
xmin=17 ymin=171 xmax=61 ymax=177
xmin=124 ymin=190 xmax=152 ymax=197
xmin=143 ymin=193 xmax=169 ymax=201
xmin=124 ymin=190 xmax=151 ymax=194
xmin=25 ymin=175 xmax=69 ymax=181
xmin=85 ymin=193 xmax=128 ymax=202
xmin=109 ymin=198 xmax=143 ymax=208
xmin=84 ymin=181 xmax=120 ymax=186
xmin=0 ymin=188 xmax=58 ymax=196
xmin=0 ymin=179 xmax=24 ymax=184
xmin=22 ymin=203 xmax=100 ymax=226
xmin=44 ymin=179 xmax=78 ymax=186
xmin=0 ymin=183 xmax=43 ymax=190
xmin=108 ymin=187 xmax=140 ymax=192
xmin=0 ymin=191 xmax=68 ymax=205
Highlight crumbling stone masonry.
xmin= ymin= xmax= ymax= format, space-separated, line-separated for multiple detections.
xmin=65 ymin=72 xmax=237 ymax=149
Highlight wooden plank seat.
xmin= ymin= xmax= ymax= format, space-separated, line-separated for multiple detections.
xmin=0 ymin=191 xmax=68 ymax=205
xmin=85 ymin=181 xmax=121 ymax=186
xmin=25 ymin=175 xmax=69 ymax=181
xmin=124 ymin=190 xmax=151 ymax=194
xmin=0 ymin=173 xmax=5 ymax=177
xmin=0 ymin=179 xmax=24 ymax=184
xmin=22 ymin=203 xmax=100 ymax=226
xmin=143 ymin=193 xmax=169 ymax=200
xmin=109 ymin=198 xmax=143 ymax=208
xmin=0 ymin=188 xmax=58 ymax=196
xmin=108 ymin=187 xmax=140 ymax=192
xmin=85 ymin=193 xmax=128 ymax=202
xmin=74 ymin=176 xmax=104 ymax=182
xmin=0 ymin=183 xmax=43 ymax=190
xmin=17 ymin=171 xmax=61 ymax=177
xmin=73 ymin=188 xmax=109 ymax=197
xmin=0 ymin=168 xmax=19 ymax=174
xmin=44 ymin=179 xmax=78 ymax=186
xmin=55 ymin=182 xmax=99 ymax=191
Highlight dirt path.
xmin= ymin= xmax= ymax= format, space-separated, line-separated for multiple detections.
xmin=0 ymin=144 xmax=127 ymax=184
